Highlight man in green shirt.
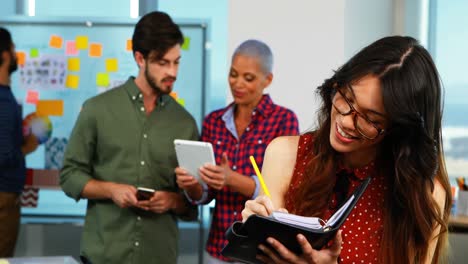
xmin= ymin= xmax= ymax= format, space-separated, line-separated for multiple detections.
xmin=60 ymin=11 xmax=198 ymax=264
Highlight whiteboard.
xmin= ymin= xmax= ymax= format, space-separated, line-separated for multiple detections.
xmin=1 ymin=16 xmax=207 ymax=169
xmin=0 ymin=16 xmax=208 ymax=216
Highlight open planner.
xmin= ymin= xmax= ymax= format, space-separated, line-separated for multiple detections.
xmin=221 ymin=177 xmax=371 ymax=264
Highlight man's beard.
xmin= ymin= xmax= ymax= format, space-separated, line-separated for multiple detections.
xmin=144 ymin=62 xmax=176 ymax=95
xmin=9 ymin=53 xmax=18 ymax=74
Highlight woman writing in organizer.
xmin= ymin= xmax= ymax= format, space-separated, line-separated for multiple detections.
xmin=175 ymin=39 xmax=299 ymax=263
xmin=241 ymin=36 xmax=451 ymax=263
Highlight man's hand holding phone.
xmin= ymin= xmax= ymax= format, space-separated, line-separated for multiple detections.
xmin=136 ymin=187 xmax=155 ymax=201
xmin=136 ymin=189 xmax=179 ymax=214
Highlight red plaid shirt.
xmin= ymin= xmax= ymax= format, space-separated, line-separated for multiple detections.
xmin=200 ymin=94 xmax=299 ymax=260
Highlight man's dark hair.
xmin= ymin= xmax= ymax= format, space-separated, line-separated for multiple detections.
xmin=132 ymin=11 xmax=184 ymax=61
xmin=0 ymin=27 xmax=13 ymax=66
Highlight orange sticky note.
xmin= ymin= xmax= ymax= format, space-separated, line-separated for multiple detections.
xmin=67 ymin=58 xmax=80 ymax=71
xmin=96 ymin=72 xmax=110 ymax=87
xmin=170 ymin=92 xmax=178 ymax=99
xmin=49 ymin=35 xmax=63 ymax=49
xmin=105 ymin=58 xmax=118 ymax=72
xmin=76 ymin=36 xmax=88 ymax=49
xmin=16 ymin=51 xmax=26 ymax=66
xmin=36 ymin=100 xmax=64 ymax=116
xmin=126 ymin=39 xmax=132 ymax=51
xmin=89 ymin=43 xmax=102 ymax=58
xmin=65 ymin=75 xmax=80 ymax=89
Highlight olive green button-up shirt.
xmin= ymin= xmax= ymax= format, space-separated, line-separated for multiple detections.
xmin=60 ymin=77 xmax=199 ymax=264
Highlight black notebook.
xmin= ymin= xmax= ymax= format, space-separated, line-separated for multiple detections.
xmin=221 ymin=177 xmax=371 ymax=264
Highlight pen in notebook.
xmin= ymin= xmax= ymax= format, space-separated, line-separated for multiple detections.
xmin=249 ymin=155 xmax=271 ymax=197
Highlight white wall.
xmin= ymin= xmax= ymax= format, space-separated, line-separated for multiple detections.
xmin=344 ymin=0 xmax=395 ymax=59
xmin=228 ymin=1 xmax=345 ymax=131
xmin=228 ymin=0 xmax=396 ymax=131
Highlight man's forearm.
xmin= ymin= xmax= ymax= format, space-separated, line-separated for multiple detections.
xmin=81 ymin=179 xmax=115 ymax=199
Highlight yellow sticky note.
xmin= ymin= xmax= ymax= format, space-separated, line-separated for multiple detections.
xmin=96 ymin=72 xmax=110 ymax=87
xmin=30 ymin=48 xmax=39 ymax=58
xmin=76 ymin=36 xmax=88 ymax=49
xmin=16 ymin=51 xmax=26 ymax=66
xmin=67 ymin=58 xmax=80 ymax=71
xmin=0 ymin=259 xmax=10 ymax=264
xmin=65 ymin=75 xmax=80 ymax=89
xmin=49 ymin=35 xmax=63 ymax=49
xmin=36 ymin=100 xmax=64 ymax=116
xmin=105 ymin=58 xmax=118 ymax=72
xmin=126 ymin=39 xmax=132 ymax=51
xmin=181 ymin=37 xmax=190 ymax=50
xmin=89 ymin=43 xmax=102 ymax=58
xmin=177 ymin=98 xmax=185 ymax=106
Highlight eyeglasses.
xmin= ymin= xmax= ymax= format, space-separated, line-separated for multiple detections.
xmin=332 ymin=87 xmax=385 ymax=140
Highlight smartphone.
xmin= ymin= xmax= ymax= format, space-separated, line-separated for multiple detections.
xmin=136 ymin=187 xmax=155 ymax=201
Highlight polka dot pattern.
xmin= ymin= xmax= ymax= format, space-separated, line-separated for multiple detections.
xmin=284 ymin=133 xmax=385 ymax=263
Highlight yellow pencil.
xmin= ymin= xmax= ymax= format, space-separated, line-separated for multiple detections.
xmin=249 ymin=156 xmax=271 ymax=197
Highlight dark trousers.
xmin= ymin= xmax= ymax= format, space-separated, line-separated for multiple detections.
xmin=0 ymin=192 xmax=20 ymax=257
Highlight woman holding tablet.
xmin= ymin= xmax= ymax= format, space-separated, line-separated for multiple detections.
xmin=175 ymin=39 xmax=299 ymax=263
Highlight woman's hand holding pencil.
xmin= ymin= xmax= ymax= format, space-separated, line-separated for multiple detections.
xmin=242 ymin=156 xmax=289 ymax=222
xmin=249 ymin=155 xmax=271 ymax=197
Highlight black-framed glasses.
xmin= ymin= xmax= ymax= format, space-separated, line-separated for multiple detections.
xmin=332 ymin=87 xmax=385 ymax=140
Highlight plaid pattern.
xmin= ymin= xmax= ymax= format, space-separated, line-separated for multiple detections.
xmin=201 ymin=94 xmax=299 ymax=260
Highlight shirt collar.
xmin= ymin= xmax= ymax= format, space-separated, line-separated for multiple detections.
xmin=337 ymin=161 xmax=375 ymax=180
xmin=253 ymin=94 xmax=274 ymax=116
xmin=221 ymin=105 xmax=235 ymax=122
xmin=221 ymin=106 xmax=238 ymax=139
xmin=124 ymin=76 xmax=171 ymax=105
xmin=218 ymin=94 xmax=274 ymax=118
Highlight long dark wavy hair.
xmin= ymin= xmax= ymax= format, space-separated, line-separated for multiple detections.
xmin=291 ymin=36 xmax=451 ymax=263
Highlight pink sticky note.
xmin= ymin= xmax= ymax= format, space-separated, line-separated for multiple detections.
xmin=26 ymin=90 xmax=39 ymax=105
xmin=65 ymin=41 xmax=79 ymax=56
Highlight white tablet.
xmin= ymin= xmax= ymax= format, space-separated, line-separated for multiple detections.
xmin=174 ymin=139 xmax=215 ymax=183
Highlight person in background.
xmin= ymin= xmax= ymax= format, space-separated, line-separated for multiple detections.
xmin=60 ymin=12 xmax=198 ymax=264
xmin=0 ymin=27 xmax=39 ymax=257
xmin=176 ymin=39 xmax=300 ymax=263
xmin=241 ymin=36 xmax=451 ymax=264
